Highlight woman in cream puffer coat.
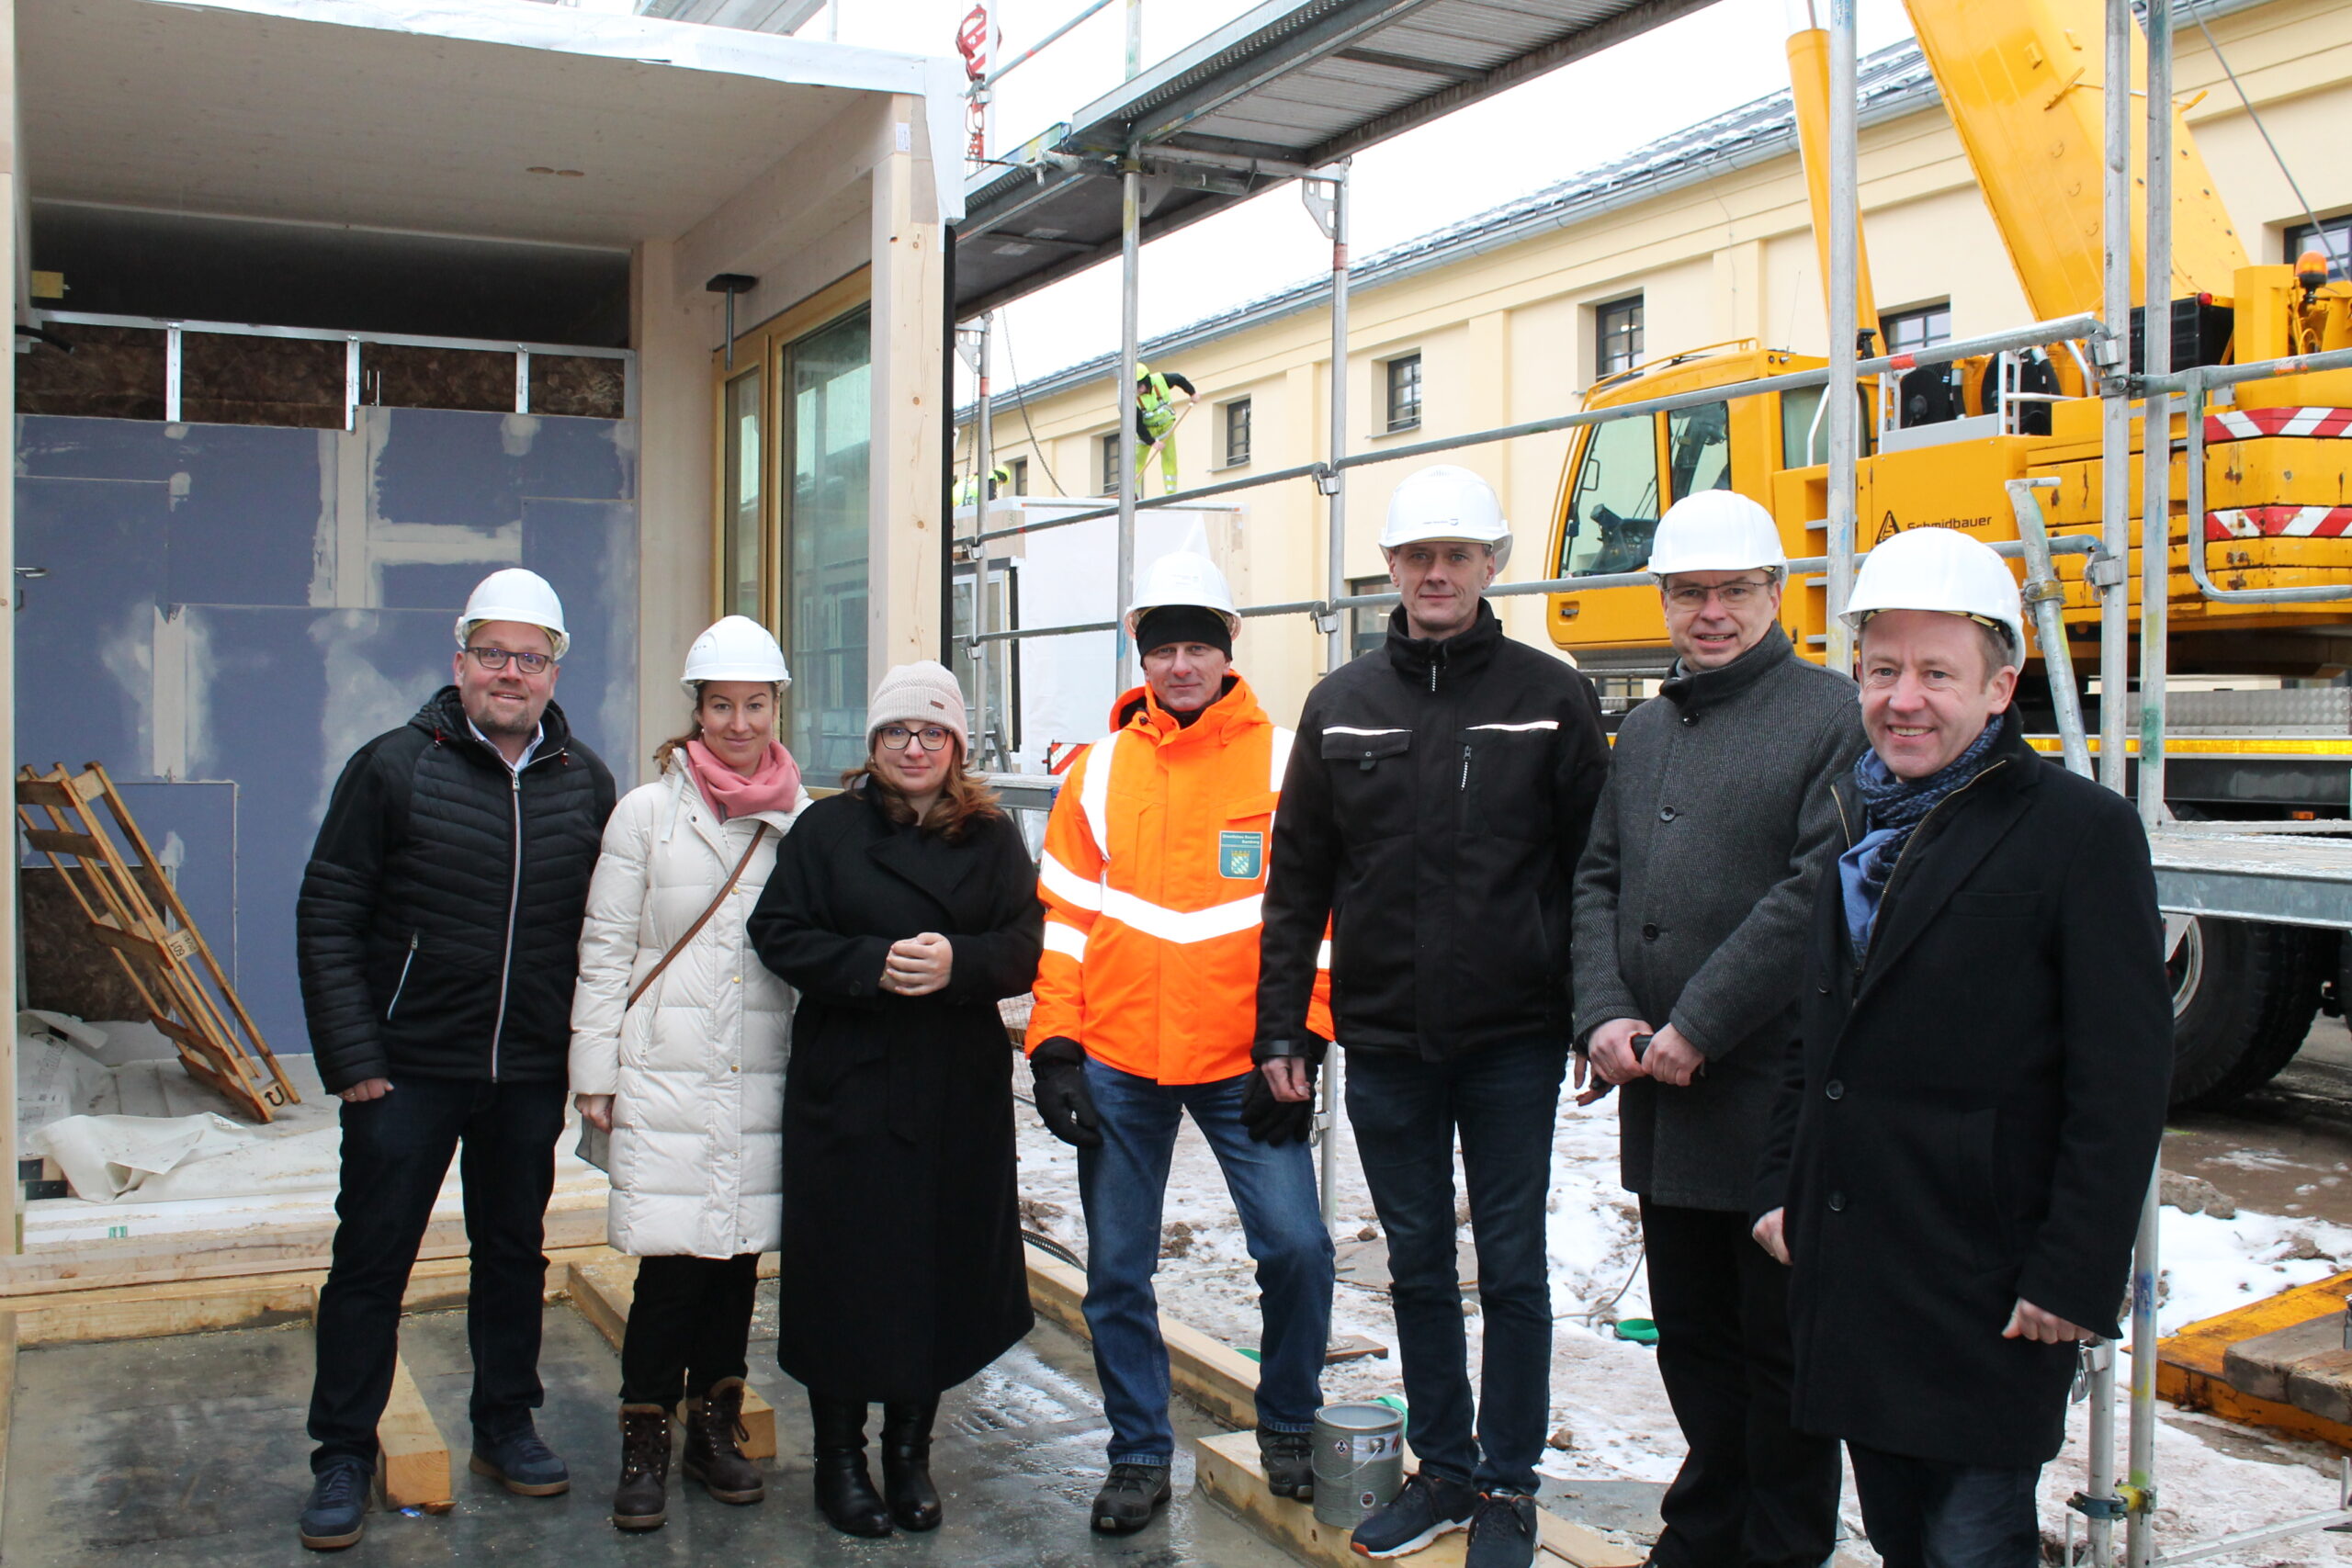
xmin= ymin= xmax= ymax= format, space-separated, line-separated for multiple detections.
xmin=570 ymin=616 xmax=809 ymax=1531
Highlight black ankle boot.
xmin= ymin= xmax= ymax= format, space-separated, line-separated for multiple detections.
xmin=880 ymin=1398 xmax=943 ymax=1531
xmin=808 ymin=1393 xmax=891 ymax=1538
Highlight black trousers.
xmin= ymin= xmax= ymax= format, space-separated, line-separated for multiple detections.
xmin=1847 ymin=1444 xmax=2041 ymax=1568
xmin=309 ymin=1076 xmax=566 ymax=1470
xmin=620 ymin=1253 xmax=763 ymax=1408
xmin=1641 ymin=1199 xmax=1843 ymax=1568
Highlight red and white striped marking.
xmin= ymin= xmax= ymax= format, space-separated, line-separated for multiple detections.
xmin=2205 ymin=504 xmax=2352 ymax=541
xmin=2202 ymin=406 xmax=2352 ymax=441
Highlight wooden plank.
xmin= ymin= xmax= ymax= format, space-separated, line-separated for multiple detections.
xmin=83 ymin=920 xmax=167 ymax=964
xmin=22 ymin=828 xmax=101 ymax=859
xmin=563 ymin=1258 xmax=775 ymax=1459
xmin=13 ymin=779 xmax=73 ymax=809
xmin=0 ymin=1310 xmax=17 ymax=1551
xmin=374 ymin=1354 xmax=455 ymax=1513
xmin=1027 ymin=1245 xmax=1259 ymax=1430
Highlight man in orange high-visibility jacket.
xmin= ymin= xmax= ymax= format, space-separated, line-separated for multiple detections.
xmin=1024 ymin=545 xmax=1335 ymax=1537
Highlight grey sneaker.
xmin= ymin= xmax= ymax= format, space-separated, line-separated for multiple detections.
xmin=1350 ymin=1472 xmax=1476 ymax=1558
xmin=1464 ymin=1488 xmax=1539 ymax=1568
xmin=1091 ymin=1461 xmax=1172 ymax=1534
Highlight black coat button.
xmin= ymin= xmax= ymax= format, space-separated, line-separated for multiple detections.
xmin=1815 ymin=981 xmax=1830 ymax=994
xmin=1658 ymin=806 xmax=1678 ymax=822
xmin=1641 ymin=923 xmax=1660 ymax=942
xmin=1827 ymin=1191 xmax=1848 ymax=1213
xmin=1825 ymin=1080 xmax=1844 ymax=1100
xmin=1682 ymin=713 xmax=1696 ymax=726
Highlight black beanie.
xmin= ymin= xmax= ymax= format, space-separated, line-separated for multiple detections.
xmin=1135 ymin=604 xmax=1233 ymax=659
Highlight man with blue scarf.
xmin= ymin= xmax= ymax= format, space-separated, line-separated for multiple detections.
xmin=1751 ymin=527 xmax=2171 ymax=1568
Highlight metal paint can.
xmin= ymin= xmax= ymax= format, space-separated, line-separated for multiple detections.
xmin=1310 ymin=1403 xmax=1405 ymax=1529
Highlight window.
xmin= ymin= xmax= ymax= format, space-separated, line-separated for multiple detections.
xmin=780 ymin=306 xmax=873 ymax=778
xmin=1385 ymin=354 xmax=1421 ymax=434
xmin=1559 ymin=413 xmax=1660 ymax=577
xmin=1596 ymin=296 xmax=1644 ymax=378
xmin=1881 ymin=302 xmax=1952 ymax=355
xmin=1100 ymin=432 xmax=1121 ymax=495
xmin=720 ymin=368 xmax=763 ymax=619
xmin=2288 ymin=218 xmax=2352 ymax=283
xmin=1779 ymin=384 xmax=1875 ymax=468
xmin=952 ymin=558 xmax=1017 ymax=762
xmin=1008 ymin=457 xmax=1029 ymax=495
xmin=1349 ymin=573 xmax=1394 ymax=660
xmin=1223 ymin=397 xmax=1252 ymax=467
xmin=1667 ymin=402 xmax=1732 ymax=500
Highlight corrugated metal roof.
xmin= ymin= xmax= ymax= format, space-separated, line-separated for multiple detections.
xmin=955 ymin=0 xmax=1717 ymax=315
xmin=967 ymin=35 xmax=1937 ymax=419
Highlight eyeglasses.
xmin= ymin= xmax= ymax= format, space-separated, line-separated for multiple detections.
xmin=877 ymin=725 xmax=954 ymax=752
xmin=465 ymin=645 xmax=553 ymax=674
xmin=1662 ymin=579 xmax=1775 ymax=611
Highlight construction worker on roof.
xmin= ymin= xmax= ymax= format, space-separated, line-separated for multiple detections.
xmin=956 ymin=464 xmax=1012 ymax=508
xmin=1131 ymin=362 xmax=1196 ymax=496
xmin=1023 ymin=536 xmax=1336 ymax=1537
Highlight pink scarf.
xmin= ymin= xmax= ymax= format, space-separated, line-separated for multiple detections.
xmin=684 ymin=739 xmax=802 ymax=820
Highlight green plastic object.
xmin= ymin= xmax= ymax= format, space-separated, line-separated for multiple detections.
xmin=1238 ymin=1347 xmax=1263 ymax=1363
xmin=1614 ymin=1317 xmax=1660 ymax=1346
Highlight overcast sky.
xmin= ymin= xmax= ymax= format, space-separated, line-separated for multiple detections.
xmin=812 ymin=0 xmax=1919 ymax=389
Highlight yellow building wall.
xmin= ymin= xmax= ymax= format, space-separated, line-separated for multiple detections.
xmin=961 ymin=0 xmax=2352 ymax=736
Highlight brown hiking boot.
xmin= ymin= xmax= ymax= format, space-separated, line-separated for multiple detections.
xmin=684 ymin=1378 xmax=765 ymax=1505
xmin=612 ymin=1404 xmax=671 ymax=1530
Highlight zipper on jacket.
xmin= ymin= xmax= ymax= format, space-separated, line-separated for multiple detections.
xmin=487 ymin=768 xmax=524 ymax=1081
xmin=1459 ymin=744 xmax=1473 ymax=791
xmin=385 ymin=932 xmax=419 ymax=1021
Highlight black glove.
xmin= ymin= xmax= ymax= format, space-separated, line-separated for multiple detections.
xmin=1241 ymin=1058 xmax=1318 ymax=1145
xmin=1029 ymin=1037 xmax=1103 ymax=1148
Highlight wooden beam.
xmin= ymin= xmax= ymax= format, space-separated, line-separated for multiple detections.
xmin=0 ymin=1311 xmax=17 ymax=1545
xmin=563 ymin=1258 xmax=777 ymax=1460
xmin=374 ymin=1353 xmax=454 ymax=1514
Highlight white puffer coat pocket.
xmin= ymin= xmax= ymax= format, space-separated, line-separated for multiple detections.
xmin=570 ymin=767 xmax=806 ymax=1258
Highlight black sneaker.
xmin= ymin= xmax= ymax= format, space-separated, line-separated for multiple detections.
xmin=469 ymin=1424 xmax=571 ymax=1496
xmin=1091 ymin=1461 xmax=1172 ymax=1534
xmin=1464 ymin=1488 xmax=1539 ymax=1568
xmin=1350 ymin=1472 xmax=1476 ymax=1558
xmin=298 ymin=1456 xmax=371 ymax=1551
xmin=1260 ymin=1428 xmax=1314 ymax=1501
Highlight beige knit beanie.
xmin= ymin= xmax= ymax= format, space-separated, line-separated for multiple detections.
xmin=865 ymin=660 xmax=970 ymax=754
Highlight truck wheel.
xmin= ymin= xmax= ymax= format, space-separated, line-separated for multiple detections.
xmin=2169 ymin=917 xmax=2328 ymax=1108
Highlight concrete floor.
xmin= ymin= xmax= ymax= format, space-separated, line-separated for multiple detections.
xmin=6 ymin=1287 xmax=1300 ymax=1568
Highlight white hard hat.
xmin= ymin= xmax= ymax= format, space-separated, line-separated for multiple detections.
xmin=681 ymin=615 xmax=791 ymax=695
xmin=1123 ymin=544 xmax=1240 ymax=640
xmin=1842 ymin=526 xmax=2024 ymax=656
xmin=1645 ymin=490 xmax=1787 ymax=576
xmin=1380 ymin=465 xmax=1513 ymax=570
xmin=457 ymin=568 xmax=569 ymax=660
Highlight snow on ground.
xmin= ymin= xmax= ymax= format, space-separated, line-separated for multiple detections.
xmin=1012 ymin=1055 xmax=2352 ymax=1564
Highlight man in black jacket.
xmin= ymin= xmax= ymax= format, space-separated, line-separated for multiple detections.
xmin=1258 ymin=466 xmax=1609 ymax=1568
xmin=1751 ymin=529 xmax=2170 ymax=1567
xmin=294 ymin=569 xmax=616 ymax=1551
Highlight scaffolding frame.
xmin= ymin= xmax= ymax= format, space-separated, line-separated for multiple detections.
xmin=945 ymin=2 xmax=2352 ymax=1557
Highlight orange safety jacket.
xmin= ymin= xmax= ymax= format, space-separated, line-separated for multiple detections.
xmin=1025 ymin=674 xmax=1331 ymax=1084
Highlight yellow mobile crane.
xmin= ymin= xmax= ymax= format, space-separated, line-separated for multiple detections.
xmin=1542 ymin=0 xmax=2352 ymax=1105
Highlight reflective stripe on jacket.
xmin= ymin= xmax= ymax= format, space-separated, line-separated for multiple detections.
xmin=1025 ymin=674 xmax=1330 ymax=1083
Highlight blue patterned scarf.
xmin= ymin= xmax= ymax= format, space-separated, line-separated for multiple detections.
xmin=1838 ymin=716 xmax=2007 ymax=953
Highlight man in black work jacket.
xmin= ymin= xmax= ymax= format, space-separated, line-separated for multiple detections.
xmin=293 ymin=569 xmax=616 ymax=1551
xmin=1258 ymin=465 xmax=1609 ymax=1568
xmin=1751 ymin=528 xmax=2170 ymax=1568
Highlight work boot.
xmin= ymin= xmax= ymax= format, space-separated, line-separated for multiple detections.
xmin=469 ymin=1423 xmax=571 ymax=1495
xmin=880 ymin=1398 xmax=943 ymax=1531
xmin=684 ymin=1378 xmax=765 ymax=1505
xmin=297 ymin=1455 xmax=372 ymax=1551
xmin=1091 ymin=1461 xmax=1172 ymax=1534
xmin=809 ymin=1393 xmax=891 ymax=1538
xmin=611 ymin=1404 xmax=671 ymax=1531
xmin=1259 ymin=1427 xmax=1314 ymax=1501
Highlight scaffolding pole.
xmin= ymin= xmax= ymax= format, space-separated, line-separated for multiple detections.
xmin=975 ymin=312 xmax=998 ymax=767
xmin=2098 ymin=0 xmax=2135 ymax=800
xmin=1116 ymin=162 xmax=1142 ymax=682
xmin=1823 ymin=0 xmax=1860 ymax=670
xmin=1305 ymin=163 xmax=1351 ymax=1229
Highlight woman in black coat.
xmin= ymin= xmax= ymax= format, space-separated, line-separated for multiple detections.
xmin=746 ymin=660 xmax=1041 ymax=1540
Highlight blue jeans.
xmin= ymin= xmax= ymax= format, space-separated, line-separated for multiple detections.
xmin=309 ymin=1075 xmax=566 ymax=1469
xmin=1344 ymin=1038 xmax=1567 ymax=1492
xmin=1078 ymin=1060 xmax=1335 ymax=1465
xmin=1848 ymin=1444 xmax=2041 ymax=1568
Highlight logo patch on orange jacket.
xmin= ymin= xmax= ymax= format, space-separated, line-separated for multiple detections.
xmin=1217 ymin=830 xmax=1263 ymax=880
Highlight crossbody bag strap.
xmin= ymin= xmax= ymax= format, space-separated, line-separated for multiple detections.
xmin=627 ymin=821 xmax=771 ymax=1010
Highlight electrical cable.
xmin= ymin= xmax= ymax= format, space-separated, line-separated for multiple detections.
xmin=2182 ymin=0 xmax=2346 ymax=277
xmin=998 ymin=319 xmax=1070 ymax=496
xmin=1566 ymin=1240 xmax=1647 ymax=1325
xmin=1022 ymin=1227 xmax=1088 ymax=1272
